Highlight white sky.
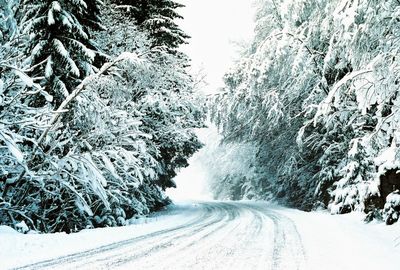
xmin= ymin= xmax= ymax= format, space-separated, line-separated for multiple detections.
xmin=167 ymin=1 xmax=256 ymax=200
xmin=177 ymin=0 xmax=256 ymax=94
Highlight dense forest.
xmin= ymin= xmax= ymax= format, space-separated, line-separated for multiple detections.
xmin=2 ymin=0 xmax=400 ymax=234
xmin=210 ymin=0 xmax=400 ymax=225
xmin=0 ymin=0 xmax=204 ymax=233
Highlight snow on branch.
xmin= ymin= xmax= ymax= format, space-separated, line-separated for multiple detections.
xmin=37 ymin=52 xmax=141 ymax=148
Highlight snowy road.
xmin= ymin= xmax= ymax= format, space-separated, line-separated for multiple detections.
xmin=12 ymin=202 xmax=307 ymax=270
xmin=4 ymin=201 xmax=399 ymax=270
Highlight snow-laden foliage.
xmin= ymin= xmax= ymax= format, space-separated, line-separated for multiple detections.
xmin=211 ymin=0 xmax=400 ymax=222
xmin=0 ymin=3 xmax=204 ymax=232
xmin=20 ymin=0 xmax=103 ymax=105
xmin=94 ymin=8 xmax=204 ymax=190
xmin=112 ymin=0 xmax=189 ymax=50
xmin=0 ymin=0 xmax=18 ymax=41
xmin=383 ymin=190 xmax=400 ymax=225
xmin=0 ymin=29 xmax=54 ymax=232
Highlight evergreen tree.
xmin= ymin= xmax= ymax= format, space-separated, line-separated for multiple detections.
xmin=0 ymin=4 xmax=205 ymax=233
xmin=21 ymin=0 xmax=102 ymax=105
xmin=113 ymin=0 xmax=189 ymax=50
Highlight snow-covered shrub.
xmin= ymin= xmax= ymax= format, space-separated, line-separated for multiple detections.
xmin=329 ymin=139 xmax=377 ymax=214
xmin=15 ymin=221 xmax=29 ymax=234
xmin=383 ymin=191 xmax=400 ymax=225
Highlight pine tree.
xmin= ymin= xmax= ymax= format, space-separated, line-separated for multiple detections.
xmin=21 ymin=0 xmax=102 ymax=105
xmin=113 ymin=0 xmax=189 ymax=50
xmin=1 ymin=4 xmax=204 ymax=233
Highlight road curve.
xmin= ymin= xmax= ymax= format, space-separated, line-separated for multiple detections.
xmin=13 ymin=202 xmax=307 ymax=270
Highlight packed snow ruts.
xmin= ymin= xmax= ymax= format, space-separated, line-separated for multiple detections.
xmin=8 ymin=202 xmax=307 ymax=270
xmin=3 ymin=201 xmax=398 ymax=270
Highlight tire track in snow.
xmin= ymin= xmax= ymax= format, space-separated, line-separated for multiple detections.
xmin=95 ymin=202 xmax=240 ymax=269
xmin=12 ymin=203 xmax=222 ymax=270
xmin=246 ymin=203 xmax=307 ymax=270
xmin=121 ymin=202 xmax=242 ymax=269
xmin=13 ymin=201 xmax=307 ymax=270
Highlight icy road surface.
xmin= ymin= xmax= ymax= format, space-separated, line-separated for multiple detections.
xmin=2 ymin=201 xmax=399 ymax=270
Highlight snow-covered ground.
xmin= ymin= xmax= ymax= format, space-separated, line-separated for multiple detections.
xmin=1 ymin=201 xmax=399 ymax=270
xmin=276 ymin=206 xmax=400 ymax=270
xmin=0 ymin=203 xmax=199 ymax=269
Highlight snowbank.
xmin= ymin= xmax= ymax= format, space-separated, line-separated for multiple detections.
xmin=282 ymin=208 xmax=400 ymax=270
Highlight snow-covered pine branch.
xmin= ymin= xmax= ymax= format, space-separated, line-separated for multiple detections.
xmin=1 ymin=1 xmax=204 ymax=233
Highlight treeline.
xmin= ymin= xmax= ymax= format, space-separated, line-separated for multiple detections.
xmin=0 ymin=0 xmax=204 ymax=233
xmin=211 ymin=0 xmax=400 ymax=224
